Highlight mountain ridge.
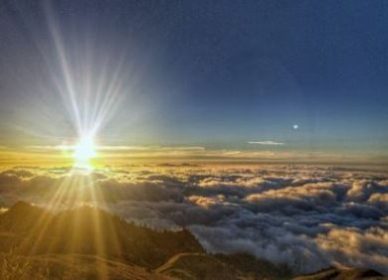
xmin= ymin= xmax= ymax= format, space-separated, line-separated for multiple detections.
xmin=0 ymin=201 xmax=385 ymax=280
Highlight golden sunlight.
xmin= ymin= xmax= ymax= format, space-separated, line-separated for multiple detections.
xmin=73 ymin=136 xmax=97 ymax=169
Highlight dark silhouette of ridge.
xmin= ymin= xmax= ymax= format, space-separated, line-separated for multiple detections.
xmin=0 ymin=201 xmax=49 ymax=232
xmin=0 ymin=202 xmax=203 ymax=268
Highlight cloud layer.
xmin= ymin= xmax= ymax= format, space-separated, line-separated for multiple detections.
xmin=248 ymin=140 xmax=285 ymax=145
xmin=0 ymin=164 xmax=387 ymax=274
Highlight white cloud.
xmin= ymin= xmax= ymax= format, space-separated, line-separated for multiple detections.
xmin=248 ymin=140 xmax=285 ymax=146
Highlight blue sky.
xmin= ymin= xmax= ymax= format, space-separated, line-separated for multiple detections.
xmin=0 ymin=0 xmax=387 ymax=155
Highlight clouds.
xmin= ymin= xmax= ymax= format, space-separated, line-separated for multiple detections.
xmin=316 ymin=227 xmax=388 ymax=274
xmin=248 ymin=141 xmax=285 ymax=145
xmin=0 ymin=164 xmax=387 ymax=274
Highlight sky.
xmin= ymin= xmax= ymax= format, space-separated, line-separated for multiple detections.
xmin=0 ymin=2 xmax=387 ymax=273
xmin=0 ymin=0 xmax=388 ymax=160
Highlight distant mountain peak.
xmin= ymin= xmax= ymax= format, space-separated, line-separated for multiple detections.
xmin=8 ymin=201 xmax=36 ymax=212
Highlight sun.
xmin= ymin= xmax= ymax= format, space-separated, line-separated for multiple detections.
xmin=73 ymin=136 xmax=97 ymax=169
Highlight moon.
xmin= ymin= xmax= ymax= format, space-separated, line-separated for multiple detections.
xmin=293 ymin=124 xmax=299 ymax=130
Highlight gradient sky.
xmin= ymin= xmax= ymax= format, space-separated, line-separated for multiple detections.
xmin=0 ymin=0 xmax=388 ymax=157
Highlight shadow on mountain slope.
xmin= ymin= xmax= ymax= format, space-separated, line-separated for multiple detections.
xmin=294 ymin=267 xmax=385 ymax=280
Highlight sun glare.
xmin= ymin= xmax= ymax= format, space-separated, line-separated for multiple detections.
xmin=73 ymin=136 xmax=97 ymax=169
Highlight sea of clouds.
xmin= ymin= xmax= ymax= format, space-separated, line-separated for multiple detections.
xmin=0 ymin=164 xmax=387 ymax=274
